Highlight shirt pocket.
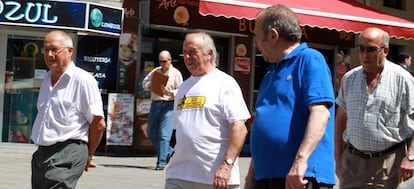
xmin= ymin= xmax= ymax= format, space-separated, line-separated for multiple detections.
xmin=377 ymin=104 xmax=399 ymax=128
xmin=55 ymin=99 xmax=80 ymax=125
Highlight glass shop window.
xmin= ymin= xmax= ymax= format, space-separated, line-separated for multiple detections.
xmin=2 ymin=35 xmax=47 ymax=144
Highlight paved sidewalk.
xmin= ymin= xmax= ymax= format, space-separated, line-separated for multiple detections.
xmin=1 ymin=144 xmax=413 ymax=188
xmin=0 ymin=144 xmax=250 ymax=189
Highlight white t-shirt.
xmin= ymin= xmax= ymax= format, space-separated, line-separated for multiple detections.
xmin=166 ymin=69 xmax=251 ymax=185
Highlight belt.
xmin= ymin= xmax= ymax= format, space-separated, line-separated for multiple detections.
xmin=347 ymin=142 xmax=404 ymax=159
xmin=39 ymin=139 xmax=87 ymax=150
xmin=152 ymin=100 xmax=173 ymax=103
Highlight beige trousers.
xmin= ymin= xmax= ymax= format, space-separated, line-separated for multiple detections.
xmin=339 ymin=145 xmax=404 ymax=189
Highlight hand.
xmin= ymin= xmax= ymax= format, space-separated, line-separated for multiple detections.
xmin=161 ymin=85 xmax=172 ymax=96
xmin=399 ymin=157 xmax=414 ymax=183
xmin=286 ymin=160 xmax=308 ymax=189
xmin=84 ymin=155 xmax=94 ymax=172
xmin=214 ymin=163 xmax=232 ymax=189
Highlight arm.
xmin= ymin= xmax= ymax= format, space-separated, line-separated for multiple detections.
xmin=244 ymin=159 xmax=255 ymax=189
xmin=334 ymin=106 xmax=347 ymax=177
xmin=142 ymin=70 xmax=154 ymax=91
xmin=400 ymin=76 xmax=414 ymax=182
xmin=286 ymin=103 xmax=330 ymax=189
xmin=162 ymin=69 xmax=183 ymax=97
xmin=400 ymin=135 xmax=414 ymax=182
xmin=85 ymin=115 xmax=106 ymax=171
xmin=214 ymin=120 xmax=248 ymax=189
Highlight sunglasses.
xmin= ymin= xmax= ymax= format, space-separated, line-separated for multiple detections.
xmin=358 ymin=45 xmax=384 ymax=53
xmin=159 ymin=60 xmax=169 ymax=63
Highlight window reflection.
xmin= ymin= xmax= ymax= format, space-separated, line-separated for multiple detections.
xmin=2 ymin=35 xmax=47 ymax=144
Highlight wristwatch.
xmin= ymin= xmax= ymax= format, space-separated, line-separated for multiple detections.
xmin=224 ymin=158 xmax=234 ymax=166
xmin=407 ymin=154 xmax=414 ymax=161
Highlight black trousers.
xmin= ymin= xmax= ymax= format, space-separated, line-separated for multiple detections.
xmin=254 ymin=177 xmax=334 ymax=189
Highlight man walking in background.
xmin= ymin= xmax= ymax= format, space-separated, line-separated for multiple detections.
xmin=335 ymin=27 xmax=414 ymax=188
xmin=142 ymin=50 xmax=183 ymax=170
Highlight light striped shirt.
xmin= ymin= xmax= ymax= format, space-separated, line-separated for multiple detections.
xmin=142 ymin=65 xmax=183 ymax=101
xmin=336 ymin=60 xmax=414 ymax=151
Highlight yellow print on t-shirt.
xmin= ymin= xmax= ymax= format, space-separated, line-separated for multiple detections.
xmin=177 ymin=96 xmax=206 ymax=110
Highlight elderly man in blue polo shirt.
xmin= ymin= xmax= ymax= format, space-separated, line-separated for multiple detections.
xmin=245 ymin=4 xmax=336 ymax=189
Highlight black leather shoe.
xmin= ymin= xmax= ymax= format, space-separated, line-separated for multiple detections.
xmin=167 ymin=151 xmax=175 ymax=164
xmin=155 ymin=166 xmax=165 ymax=170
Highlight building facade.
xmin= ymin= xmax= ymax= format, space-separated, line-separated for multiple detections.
xmin=1 ymin=1 xmax=414 ymax=157
xmin=0 ymin=0 xmax=123 ymax=146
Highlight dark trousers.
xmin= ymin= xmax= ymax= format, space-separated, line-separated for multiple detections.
xmin=31 ymin=140 xmax=88 ymax=189
xmin=254 ymin=177 xmax=334 ymax=189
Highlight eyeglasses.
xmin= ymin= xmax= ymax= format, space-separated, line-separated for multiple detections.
xmin=159 ymin=60 xmax=169 ymax=63
xmin=358 ymin=45 xmax=384 ymax=53
xmin=41 ymin=47 xmax=69 ymax=55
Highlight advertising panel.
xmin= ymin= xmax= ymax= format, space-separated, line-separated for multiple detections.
xmin=106 ymin=93 xmax=134 ymax=146
xmin=117 ymin=0 xmax=139 ymax=92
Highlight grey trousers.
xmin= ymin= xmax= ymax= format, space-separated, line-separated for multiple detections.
xmin=31 ymin=140 xmax=88 ymax=189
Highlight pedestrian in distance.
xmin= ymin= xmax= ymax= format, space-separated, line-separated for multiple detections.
xmin=245 ymin=4 xmax=336 ymax=189
xmin=397 ymin=51 xmax=414 ymax=77
xmin=165 ymin=32 xmax=251 ymax=189
xmin=335 ymin=27 xmax=414 ymax=188
xmin=31 ymin=30 xmax=106 ymax=189
xmin=142 ymin=50 xmax=183 ymax=170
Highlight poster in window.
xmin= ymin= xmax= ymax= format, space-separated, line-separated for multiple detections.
xmin=106 ymin=93 xmax=134 ymax=146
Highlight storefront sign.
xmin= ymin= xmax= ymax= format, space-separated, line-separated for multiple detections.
xmin=76 ymin=35 xmax=118 ymax=95
xmin=302 ymin=27 xmax=355 ymax=47
xmin=150 ymin=1 xmax=355 ymax=46
xmin=0 ymin=0 xmax=123 ymax=36
xmin=87 ymin=3 xmax=123 ymax=35
xmin=234 ymin=57 xmax=250 ymax=72
xmin=151 ymin=0 xmax=252 ymax=35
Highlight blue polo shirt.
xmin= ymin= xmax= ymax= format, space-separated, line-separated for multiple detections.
xmin=251 ymin=43 xmax=335 ymax=184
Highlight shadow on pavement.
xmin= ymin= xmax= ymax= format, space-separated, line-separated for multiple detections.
xmin=99 ymin=164 xmax=154 ymax=170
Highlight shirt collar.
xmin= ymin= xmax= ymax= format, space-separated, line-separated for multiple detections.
xmin=48 ymin=61 xmax=76 ymax=79
xmin=269 ymin=43 xmax=307 ymax=71
xmin=281 ymin=42 xmax=308 ymax=62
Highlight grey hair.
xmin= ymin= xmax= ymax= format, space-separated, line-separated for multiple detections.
xmin=185 ymin=32 xmax=218 ymax=67
xmin=46 ymin=30 xmax=74 ymax=47
xmin=380 ymin=30 xmax=390 ymax=47
xmin=259 ymin=4 xmax=302 ymax=42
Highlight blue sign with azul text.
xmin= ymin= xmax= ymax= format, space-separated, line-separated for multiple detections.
xmin=0 ymin=0 xmax=122 ymax=36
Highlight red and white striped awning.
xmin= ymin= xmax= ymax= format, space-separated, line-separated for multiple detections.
xmin=199 ymin=0 xmax=414 ymax=40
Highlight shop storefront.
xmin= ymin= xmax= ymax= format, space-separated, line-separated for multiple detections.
xmin=0 ymin=0 xmax=123 ymax=145
xmin=123 ymin=0 xmax=414 ymax=155
xmin=117 ymin=0 xmax=255 ymax=153
xmin=115 ymin=0 xmax=355 ymax=155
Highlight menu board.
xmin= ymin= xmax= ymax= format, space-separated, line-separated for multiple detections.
xmin=106 ymin=93 xmax=134 ymax=146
